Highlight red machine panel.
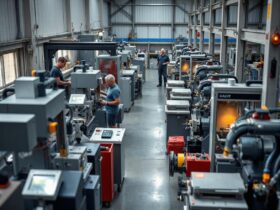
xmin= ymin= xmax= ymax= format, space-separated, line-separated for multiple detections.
xmin=167 ymin=136 xmax=185 ymax=155
xmin=100 ymin=143 xmax=114 ymax=203
xmin=186 ymin=153 xmax=210 ymax=177
xmin=99 ymin=59 xmax=118 ymax=83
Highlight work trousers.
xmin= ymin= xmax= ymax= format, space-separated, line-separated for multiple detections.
xmin=158 ymin=67 xmax=167 ymax=85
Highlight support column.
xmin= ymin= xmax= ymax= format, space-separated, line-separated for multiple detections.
xmin=188 ymin=14 xmax=192 ymax=46
xmin=208 ymin=0 xmax=214 ymax=55
xmin=220 ymin=0 xmax=227 ymax=71
xmin=172 ymin=0 xmax=176 ymax=39
xmin=262 ymin=0 xmax=280 ymax=107
xmin=234 ymin=0 xmax=246 ymax=81
xmin=131 ymin=0 xmax=135 ymax=35
xmin=199 ymin=0 xmax=204 ymax=52
xmin=193 ymin=0 xmax=198 ymax=49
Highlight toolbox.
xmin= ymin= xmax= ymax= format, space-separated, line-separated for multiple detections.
xmin=167 ymin=136 xmax=185 ymax=155
xmin=186 ymin=153 xmax=210 ymax=177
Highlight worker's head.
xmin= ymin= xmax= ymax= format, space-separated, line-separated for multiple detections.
xmin=160 ymin=48 xmax=166 ymax=55
xmin=105 ymin=74 xmax=116 ymax=87
xmin=56 ymin=57 xmax=67 ymax=69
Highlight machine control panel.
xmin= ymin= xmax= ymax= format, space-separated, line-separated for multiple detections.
xmin=90 ymin=127 xmax=126 ymax=143
xmin=22 ymin=170 xmax=62 ymax=201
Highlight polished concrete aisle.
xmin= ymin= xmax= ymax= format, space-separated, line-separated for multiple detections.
xmin=105 ymin=70 xmax=183 ymax=210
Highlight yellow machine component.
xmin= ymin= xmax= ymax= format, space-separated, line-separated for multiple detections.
xmin=177 ymin=153 xmax=185 ymax=168
xmin=262 ymin=173 xmax=270 ymax=184
xmin=31 ymin=69 xmax=36 ymax=77
xmin=261 ymin=105 xmax=268 ymax=110
xmin=223 ymin=147 xmax=229 ymax=157
xmin=59 ymin=148 xmax=68 ymax=158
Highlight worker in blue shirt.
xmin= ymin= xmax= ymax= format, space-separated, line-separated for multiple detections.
xmin=50 ymin=57 xmax=71 ymax=88
xmin=157 ymin=48 xmax=170 ymax=87
xmin=100 ymin=74 xmax=121 ymax=128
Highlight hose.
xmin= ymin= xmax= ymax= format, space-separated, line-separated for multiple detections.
xmin=207 ymin=74 xmax=238 ymax=83
xmin=263 ymin=140 xmax=279 ymax=175
xmin=224 ymin=119 xmax=280 ymax=155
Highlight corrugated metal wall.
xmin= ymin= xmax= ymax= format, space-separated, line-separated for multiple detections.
xmin=247 ymin=0 xmax=267 ymax=26
xmin=0 ymin=0 xmax=17 ymax=42
xmin=112 ymin=0 xmax=190 ymax=39
xmin=111 ymin=0 xmax=131 ymax=24
xmin=34 ymin=0 xmax=68 ymax=36
xmin=102 ymin=1 xmax=109 ymax=28
xmin=70 ymin=0 xmax=86 ymax=32
xmin=90 ymin=0 xmax=101 ymax=29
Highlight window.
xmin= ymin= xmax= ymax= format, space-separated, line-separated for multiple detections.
xmin=0 ymin=51 xmax=19 ymax=88
xmin=55 ymin=50 xmax=76 ymax=71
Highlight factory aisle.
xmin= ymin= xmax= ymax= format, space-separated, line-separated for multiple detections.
xmin=105 ymin=70 xmax=183 ymax=210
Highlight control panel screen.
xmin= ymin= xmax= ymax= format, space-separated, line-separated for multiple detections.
xmin=28 ymin=174 xmax=56 ymax=195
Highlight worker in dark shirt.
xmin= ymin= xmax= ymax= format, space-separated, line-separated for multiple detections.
xmin=100 ymin=74 xmax=121 ymax=128
xmin=157 ymin=48 xmax=170 ymax=87
xmin=50 ymin=57 xmax=71 ymax=88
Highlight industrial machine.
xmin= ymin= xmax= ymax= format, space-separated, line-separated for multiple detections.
xmin=179 ymin=54 xmax=211 ymax=81
xmin=222 ymin=108 xmax=280 ymax=210
xmin=170 ymin=88 xmax=192 ymax=101
xmin=165 ymin=100 xmax=190 ymax=144
xmin=96 ymin=55 xmax=122 ymax=83
xmin=184 ymin=172 xmax=248 ymax=210
xmin=166 ymin=80 xmax=186 ymax=100
xmin=90 ymin=128 xmax=126 ymax=192
xmin=132 ymin=57 xmax=146 ymax=82
xmin=119 ymin=77 xmax=132 ymax=111
xmin=69 ymin=61 xmax=107 ymax=140
xmin=118 ymin=50 xmax=132 ymax=69
xmin=22 ymin=169 xmax=87 ymax=210
xmin=0 ymin=76 xmax=66 ymax=171
xmin=122 ymin=69 xmax=137 ymax=102
xmin=209 ymin=81 xmax=262 ymax=171
xmin=0 ymin=77 xmax=95 ymax=180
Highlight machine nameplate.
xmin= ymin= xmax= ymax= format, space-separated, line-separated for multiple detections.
xmin=218 ymin=93 xmax=261 ymax=100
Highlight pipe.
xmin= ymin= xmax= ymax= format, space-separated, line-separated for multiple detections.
xmin=2 ymin=88 xmax=15 ymax=99
xmin=197 ymin=80 xmax=212 ymax=92
xmin=273 ymin=152 xmax=280 ymax=176
xmin=246 ymin=80 xmax=262 ymax=86
xmin=195 ymin=66 xmax=222 ymax=78
xmin=224 ymin=119 xmax=280 ymax=155
xmin=65 ymin=103 xmax=73 ymax=123
xmin=207 ymin=74 xmax=238 ymax=83
xmin=263 ymin=140 xmax=279 ymax=175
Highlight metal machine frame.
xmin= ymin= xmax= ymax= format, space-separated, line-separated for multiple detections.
xmin=43 ymin=41 xmax=118 ymax=71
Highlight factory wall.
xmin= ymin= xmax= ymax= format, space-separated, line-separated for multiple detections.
xmin=0 ymin=0 xmax=18 ymax=42
xmin=111 ymin=0 xmax=190 ymax=40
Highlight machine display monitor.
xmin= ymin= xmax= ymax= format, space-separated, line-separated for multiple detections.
xmin=69 ymin=94 xmax=86 ymax=105
xmin=22 ymin=170 xmax=62 ymax=201
xmin=28 ymin=174 xmax=56 ymax=195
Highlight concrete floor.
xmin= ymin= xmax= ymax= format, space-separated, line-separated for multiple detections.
xmin=105 ymin=70 xmax=184 ymax=210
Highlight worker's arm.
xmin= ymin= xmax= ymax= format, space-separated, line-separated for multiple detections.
xmin=106 ymin=98 xmax=120 ymax=106
xmin=55 ymin=77 xmax=71 ymax=86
